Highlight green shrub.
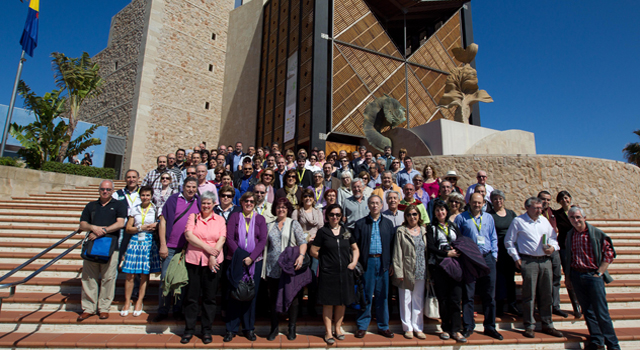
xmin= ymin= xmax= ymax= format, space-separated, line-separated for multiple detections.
xmin=41 ymin=161 xmax=116 ymax=179
xmin=0 ymin=157 xmax=19 ymax=167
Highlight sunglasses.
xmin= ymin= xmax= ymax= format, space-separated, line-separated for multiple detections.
xmin=254 ymin=191 xmax=265 ymax=194
xmin=263 ymin=174 xmax=273 ymax=177
xmin=328 ymin=213 xmax=342 ymax=218
xmin=161 ymin=177 xmax=171 ymax=180
xmin=477 ymin=175 xmax=487 ymax=178
xmin=409 ymin=212 xmax=419 ymax=217
xmin=243 ymin=168 xmax=253 ymax=171
xmin=303 ymin=194 xmax=313 ymax=198
xmin=220 ymin=194 xmax=234 ymax=199
xmin=243 ymin=200 xmax=255 ymax=204
xmin=187 ymin=172 xmax=196 ymax=175
xmin=99 ymin=188 xmax=113 ymax=192
xmin=215 ymin=172 xmax=224 ymax=175
xmin=286 ymin=175 xmax=296 ymax=179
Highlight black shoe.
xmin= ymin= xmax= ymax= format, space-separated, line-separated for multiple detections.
xmin=553 ymin=309 xmax=569 ymax=318
xmin=484 ymin=328 xmax=503 ymax=340
xmin=180 ymin=334 xmax=192 ymax=344
xmin=244 ymin=330 xmax=256 ymax=341
xmin=173 ymin=312 xmax=184 ymax=321
xmin=287 ymin=325 xmax=296 ymax=340
xmin=508 ymin=302 xmax=523 ymax=317
xmin=202 ymin=333 xmax=212 ymax=344
xmin=542 ymin=327 xmax=563 ymax=338
xmin=152 ymin=313 xmax=168 ymax=323
xmin=267 ymin=327 xmax=279 ymax=341
xmin=461 ymin=329 xmax=473 ymax=338
xmin=223 ymin=331 xmax=235 ymax=342
xmin=523 ymin=329 xmax=535 ymax=338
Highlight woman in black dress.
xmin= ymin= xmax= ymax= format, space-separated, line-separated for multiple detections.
xmin=552 ymin=190 xmax=581 ymax=318
xmin=309 ymin=203 xmax=359 ymax=345
xmin=487 ymin=190 xmax=519 ymax=316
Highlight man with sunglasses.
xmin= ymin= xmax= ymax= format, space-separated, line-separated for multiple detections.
xmin=464 ymin=171 xmax=494 ymax=204
xmin=77 ymin=180 xmax=128 ymax=321
xmin=443 ymin=170 xmax=463 ymax=194
xmin=233 ymin=160 xmax=258 ymax=196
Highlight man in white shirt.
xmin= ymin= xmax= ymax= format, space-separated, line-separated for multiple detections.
xmin=505 ymin=197 xmax=563 ymax=339
xmin=253 ymin=183 xmax=275 ymax=223
xmin=464 ymin=171 xmax=494 ymax=203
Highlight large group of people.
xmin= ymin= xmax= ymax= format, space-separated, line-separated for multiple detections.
xmin=77 ymin=142 xmax=620 ymax=350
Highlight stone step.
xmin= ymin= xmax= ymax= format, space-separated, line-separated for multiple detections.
xmin=1 ymin=327 xmax=636 ymax=350
xmin=0 ymin=309 xmax=639 ymax=343
xmin=0 ymin=208 xmax=82 ymax=216
xmin=0 ymin=203 xmax=86 ymax=211
xmin=4 ymin=198 xmax=92 ymax=204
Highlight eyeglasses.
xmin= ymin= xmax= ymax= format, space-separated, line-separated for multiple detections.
xmin=187 ymin=172 xmax=196 ymax=175
xmin=328 ymin=213 xmax=342 ymax=218
xmin=243 ymin=200 xmax=255 ymax=204
xmin=414 ymin=179 xmax=423 ymax=182
xmin=215 ymin=172 xmax=224 ymax=175
xmin=167 ymin=157 xmax=176 ymax=160
xmin=220 ymin=194 xmax=234 ymax=199
xmin=392 ymin=162 xmax=400 ymax=164
xmin=477 ymin=175 xmax=487 ymax=178
xmin=99 ymin=188 xmax=113 ymax=192
xmin=409 ymin=212 xmax=419 ymax=217
xmin=254 ymin=191 xmax=265 ymax=194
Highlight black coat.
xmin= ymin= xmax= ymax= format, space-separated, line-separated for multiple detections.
xmin=353 ymin=215 xmax=396 ymax=271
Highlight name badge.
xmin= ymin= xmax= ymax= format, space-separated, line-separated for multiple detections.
xmin=477 ymin=235 xmax=486 ymax=245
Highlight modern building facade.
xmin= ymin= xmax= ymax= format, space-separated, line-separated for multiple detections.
xmin=222 ymin=0 xmax=477 ymax=153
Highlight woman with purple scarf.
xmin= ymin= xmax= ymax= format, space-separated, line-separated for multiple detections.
xmin=223 ymin=192 xmax=268 ymax=343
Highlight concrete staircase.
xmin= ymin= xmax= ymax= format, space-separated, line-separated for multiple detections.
xmin=0 ymin=182 xmax=638 ymax=349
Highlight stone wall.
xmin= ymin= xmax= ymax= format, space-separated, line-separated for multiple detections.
xmin=0 ymin=166 xmax=103 ymax=199
xmin=79 ymin=0 xmax=146 ymax=137
xmin=127 ymin=0 xmax=234 ymax=175
xmin=412 ymin=155 xmax=640 ymax=219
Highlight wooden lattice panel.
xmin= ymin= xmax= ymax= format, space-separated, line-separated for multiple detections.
xmin=337 ymin=44 xmax=402 ymax=91
xmin=334 ymin=0 xmax=370 ymax=36
xmin=298 ymin=110 xmax=311 ymax=141
xmin=435 ymin=10 xmax=463 ymax=60
xmin=336 ymin=13 xmax=402 ymax=59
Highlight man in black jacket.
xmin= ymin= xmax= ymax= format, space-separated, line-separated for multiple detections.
xmin=295 ymin=156 xmax=313 ymax=188
xmin=233 ymin=161 xmax=258 ymax=196
xmin=353 ymin=195 xmax=396 ymax=339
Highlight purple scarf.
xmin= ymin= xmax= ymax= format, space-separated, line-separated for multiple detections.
xmin=238 ymin=212 xmax=257 ymax=279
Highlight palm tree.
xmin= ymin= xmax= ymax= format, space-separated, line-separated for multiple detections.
xmin=10 ymin=81 xmax=101 ymax=169
xmin=51 ymin=52 xmax=104 ymax=162
xmin=623 ymin=130 xmax=640 ymax=167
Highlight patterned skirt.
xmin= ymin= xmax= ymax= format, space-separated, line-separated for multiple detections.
xmin=121 ymin=232 xmax=162 ymax=274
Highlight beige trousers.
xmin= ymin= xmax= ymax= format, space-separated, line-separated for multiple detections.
xmin=81 ymin=252 xmax=118 ymax=313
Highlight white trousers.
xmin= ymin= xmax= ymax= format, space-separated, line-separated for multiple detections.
xmin=398 ymin=279 xmax=425 ymax=332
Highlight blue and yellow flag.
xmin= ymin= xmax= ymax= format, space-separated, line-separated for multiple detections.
xmin=19 ymin=0 xmax=39 ymax=57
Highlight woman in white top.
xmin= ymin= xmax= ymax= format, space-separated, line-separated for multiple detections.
xmin=152 ymin=174 xmax=178 ymax=216
xmin=121 ymin=186 xmax=162 ymax=317
xmin=336 ymin=171 xmax=353 ymax=207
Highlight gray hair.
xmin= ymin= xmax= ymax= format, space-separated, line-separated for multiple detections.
xmin=524 ymin=197 xmax=542 ymax=208
xmin=568 ymin=206 xmax=585 ymax=217
xmin=196 ymin=164 xmax=207 ymax=171
xmin=490 ymin=189 xmax=505 ymax=201
xmin=200 ymin=191 xmax=217 ymax=204
xmin=386 ymin=190 xmax=401 ymax=202
xmin=351 ymin=177 xmax=363 ymax=187
xmin=340 ymin=171 xmax=353 ymax=180
xmin=382 ymin=170 xmax=393 ymax=178
xmin=313 ymin=170 xmax=323 ymax=177
xmin=447 ymin=192 xmax=464 ymax=204
xmin=368 ymin=194 xmax=383 ymax=205
xmin=100 ymin=179 xmax=114 ymax=189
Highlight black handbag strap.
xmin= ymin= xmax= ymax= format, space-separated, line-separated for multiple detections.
xmin=173 ymin=199 xmax=195 ymax=225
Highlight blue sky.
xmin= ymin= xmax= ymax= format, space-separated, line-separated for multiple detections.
xmin=0 ymin=0 xmax=637 ymax=162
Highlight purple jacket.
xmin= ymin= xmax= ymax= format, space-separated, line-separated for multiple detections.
xmin=225 ymin=212 xmax=267 ymax=262
xmin=161 ymin=192 xmax=200 ymax=249
xmin=441 ymin=235 xmax=490 ymax=283
xmin=276 ymin=246 xmax=312 ymax=313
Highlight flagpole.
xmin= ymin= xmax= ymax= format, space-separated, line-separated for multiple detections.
xmin=0 ymin=50 xmax=26 ymax=157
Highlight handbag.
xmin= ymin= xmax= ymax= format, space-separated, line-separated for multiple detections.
xmin=424 ymin=280 xmax=440 ymax=319
xmin=81 ymin=235 xmax=117 ymax=263
xmin=231 ymin=274 xmax=256 ymax=301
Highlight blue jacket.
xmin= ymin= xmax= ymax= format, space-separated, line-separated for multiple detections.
xmin=353 ymin=215 xmax=396 ymax=271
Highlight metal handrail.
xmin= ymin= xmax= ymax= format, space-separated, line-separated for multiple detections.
xmin=0 ymin=230 xmax=82 ymax=311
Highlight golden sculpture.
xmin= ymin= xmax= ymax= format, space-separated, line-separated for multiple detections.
xmin=438 ymin=43 xmax=493 ymax=124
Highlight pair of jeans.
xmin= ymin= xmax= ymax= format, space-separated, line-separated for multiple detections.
xmin=157 ymin=247 xmax=183 ymax=315
xmin=356 ymin=257 xmax=390 ymax=331
xmin=570 ymin=270 xmax=620 ymax=349
xmin=463 ymin=253 xmax=497 ymax=332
